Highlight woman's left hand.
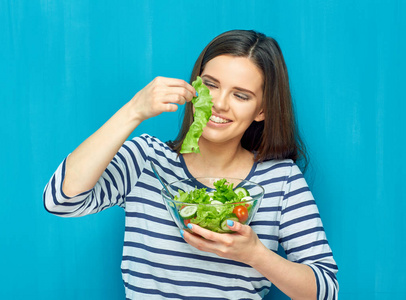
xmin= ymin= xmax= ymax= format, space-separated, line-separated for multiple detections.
xmin=182 ymin=221 xmax=263 ymax=265
xmin=183 ymin=222 xmax=318 ymax=299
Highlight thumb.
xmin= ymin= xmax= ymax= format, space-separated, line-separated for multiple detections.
xmin=226 ymin=219 xmax=250 ymax=235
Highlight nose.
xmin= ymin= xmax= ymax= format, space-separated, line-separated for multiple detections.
xmin=212 ymin=90 xmax=229 ymax=112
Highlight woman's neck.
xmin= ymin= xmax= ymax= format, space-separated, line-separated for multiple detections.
xmin=182 ymin=139 xmax=255 ymax=179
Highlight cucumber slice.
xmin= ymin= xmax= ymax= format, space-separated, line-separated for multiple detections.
xmin=234 ymin=187 xmax=249 ymax=197
xmin=220 ymin=214 xmax=239 ymax=232
xmin=210 ymin=200 xmax=224 ymax=213
xmin=210 ymin=200 xmax=223 ymax=205
xmin=179 ymin=206 xmax=197 ymax=219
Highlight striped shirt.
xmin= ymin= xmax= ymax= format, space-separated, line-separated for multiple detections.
xmin=43 ymin=134 xmax=338 ymax=299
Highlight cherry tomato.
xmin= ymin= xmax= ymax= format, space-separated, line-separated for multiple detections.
xmin=184 ymin=219 xmax=191 ymax=226
xmin=233 ymin=205 xmax=249 ymax=223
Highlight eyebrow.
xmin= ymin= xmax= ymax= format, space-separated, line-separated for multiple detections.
xmin=201 ymin=74 xmax=257 ymax=97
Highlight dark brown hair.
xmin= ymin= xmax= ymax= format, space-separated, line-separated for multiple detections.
xmin=168 ymin=29 xmax=308 ymax=170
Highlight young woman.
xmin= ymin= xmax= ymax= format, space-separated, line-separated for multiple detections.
xmin=44 ymin=30 xmax=338 ymax=299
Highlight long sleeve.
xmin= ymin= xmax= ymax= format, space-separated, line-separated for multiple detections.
xmin=279 ymin=164 xmax=339 ymax=299
xmin=43 ymin=136 xmax=149 ymax=217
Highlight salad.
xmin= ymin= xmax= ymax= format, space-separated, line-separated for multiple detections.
xmin=174 ymin=179 xmax=254 ymax=233
xmin=180 ymin=76 xmax=213 ymax=154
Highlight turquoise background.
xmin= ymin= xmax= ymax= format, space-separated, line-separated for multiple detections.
xmin=1 ymin=0 xmax=405 ymax=299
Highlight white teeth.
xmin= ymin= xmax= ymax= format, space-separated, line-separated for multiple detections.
xmin=210 ymin=115 xmax=230 ymax=124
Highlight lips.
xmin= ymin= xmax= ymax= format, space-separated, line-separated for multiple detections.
xmin=209 ymin=113 xmax=232 ymax=124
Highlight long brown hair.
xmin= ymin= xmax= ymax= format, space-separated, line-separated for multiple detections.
xmin=169 ymin=30 xmax=308 ymax=170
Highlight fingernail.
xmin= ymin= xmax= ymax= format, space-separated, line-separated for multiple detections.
xmin=187 ymin=223 xmax=193 ymax=229
xmin=180 ymin=230 xmax=184 ymax=238
xmin=227 ymin=220 xmax=234 ymax=227
xmin=195 ymin=92 xmax=199 ymax=97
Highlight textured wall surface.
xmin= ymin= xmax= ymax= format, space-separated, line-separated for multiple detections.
xmin=1 ymin=1 xmax=405 ymax=299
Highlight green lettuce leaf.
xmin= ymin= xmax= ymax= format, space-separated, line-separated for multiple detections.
xmin=191 ymin=205 xmax=234 ymax=232
xmin=174 ymin=179 xmax=249 ymax=233
xmin=213 ymin=179 xmax=238 ymax=203
xmin=177 ymin=188 xmax=210 ymax=204
xmin=180 ymin=76 xmax=213 ymax=153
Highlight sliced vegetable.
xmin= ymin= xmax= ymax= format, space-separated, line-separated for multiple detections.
xmin=210 ymin=200 xmax=223 ymax=205
xmin=179 ymin=205 xmax=197 ymax=219
xmin=210 ymin=200 xmax=224 ymax=213
xmin=174 ymin=179 xmax=256 ymax=232
xmin=233 ymin=205 xmax=249 ymax=223
xmin=220 ymin=214 xmax=239 ymax=232
xmin=234 ymin=187 xmax=249 ymax=198
xmin=241 ymin=196 xmax=253 ymax=201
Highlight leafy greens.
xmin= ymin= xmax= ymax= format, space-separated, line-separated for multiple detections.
xmin=174 ymin=179 xmax=252 ymax=233
xmin=180 ymin=76 xmax=213 ymax=153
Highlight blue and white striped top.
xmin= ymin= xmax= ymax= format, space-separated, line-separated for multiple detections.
xmin=43 ymin=134 xmax=338 ymax=299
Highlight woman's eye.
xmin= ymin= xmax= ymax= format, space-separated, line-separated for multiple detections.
xmin=235 ymin=93 xmax=249 ymax=101
xmin=203 ymin=81 xmax=217 ymax=89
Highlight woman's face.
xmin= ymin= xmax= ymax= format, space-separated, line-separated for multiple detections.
xmin=199 ymin=55 xmax=265 ymax=147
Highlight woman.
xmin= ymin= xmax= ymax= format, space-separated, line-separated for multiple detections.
xmin=44 ymin=30 xmax=338 ymax=299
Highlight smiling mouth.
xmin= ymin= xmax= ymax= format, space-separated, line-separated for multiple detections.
xmin=209 ymin=115 xmax=231 ymax=124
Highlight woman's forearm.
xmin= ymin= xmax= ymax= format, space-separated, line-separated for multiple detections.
xmin=249 ymin=243 xmax=317 ymax=300
xmin=61 ymin=77 xmax=196 ymax=198
xmin=62 ymin=101 xmax=142 ymax=197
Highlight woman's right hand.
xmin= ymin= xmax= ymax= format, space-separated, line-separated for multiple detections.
xmin=130 ymin=76 xmax=197 ymax=122
xmin=62 ymin=76 xmax=195 ymax=197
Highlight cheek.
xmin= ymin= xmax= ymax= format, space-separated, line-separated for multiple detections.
xmin=207 ymin=89 xmax=219 ymax=101
xmin=235 ymin=105 xmax=260 ymax=122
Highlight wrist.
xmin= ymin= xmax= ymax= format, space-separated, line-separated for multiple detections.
xmin=113 ymin=98 xmax=144 ymax=131
xmin=246 ymin=241 xmax=276 ymax=269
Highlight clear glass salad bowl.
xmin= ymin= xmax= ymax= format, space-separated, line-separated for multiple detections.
xmin=161 ymin=177 xmax=265 ymax=233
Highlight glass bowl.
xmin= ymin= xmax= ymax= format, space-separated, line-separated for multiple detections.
xmin=161 ymin=177 xmax=264 ymax=233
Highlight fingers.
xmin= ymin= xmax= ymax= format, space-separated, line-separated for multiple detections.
xmin=184 ymin=223 xmax=237 ymax=252
xmin=184 ymin=221 xmax=247 ymax=241
xmin=224 ymin=219 xmax=246 ymax=235
xmin=156 ymin=92 xmax=188 ymax=113
xmin=182 ymin=222 xmax=260 ymax=263
xmin=152 ymin=77 xmax=197 ymax=102
xmin=182 ymin=223 xmax=246 ymax=260
xmin=182 ymin=224 xmax=218 ymax=252
xmin=163 ymin=88 xmax=194 ymax=104
xmin=163 ymin=103 xmax=180 ymax=113
xmin=160 ymin=77 xmax=197 ymax=97
xmin=130 ymin=76 xmax=197 ymax=122
xmin=186 ymin=223 xmax=219 ymax=241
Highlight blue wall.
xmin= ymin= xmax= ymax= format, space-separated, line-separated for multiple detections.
xmin=1 ymin=1 xmax=405 ymax=299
